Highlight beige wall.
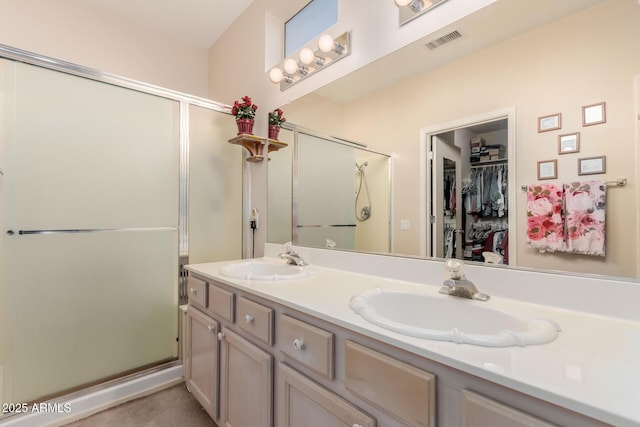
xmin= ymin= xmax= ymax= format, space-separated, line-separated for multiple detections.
xmin=336 ymin=0 xmax=639 ymax=277
xmin=0 ymin=0 xmax=209 ymax=97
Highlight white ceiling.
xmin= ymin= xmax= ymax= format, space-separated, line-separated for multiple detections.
xmin=84 ymin=0 xmax=254 ymax=48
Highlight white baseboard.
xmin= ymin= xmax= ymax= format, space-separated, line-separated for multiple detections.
xmin=0 ymin=365 xmax=184 ymax=427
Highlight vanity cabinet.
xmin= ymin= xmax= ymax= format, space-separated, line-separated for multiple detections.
xmin=186 ymin=279 xmax=274 ymax=427
xmin=186 ymin=271 xmax=611 ymax=427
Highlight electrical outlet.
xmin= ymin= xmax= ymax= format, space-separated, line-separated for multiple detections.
xmin=400 ymin=219 xmax=410 ymax=230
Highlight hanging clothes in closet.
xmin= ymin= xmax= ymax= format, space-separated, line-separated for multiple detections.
xmin=462 ymin=163 xmax=509 ymax=264
xmin=443 ymin=168 xmax=456 ymax=215
xmin=464 ymin=164 xmax=508 ymax=219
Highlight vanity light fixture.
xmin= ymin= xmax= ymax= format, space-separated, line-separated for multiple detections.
xmin=268 ymin=31 xmax=350 ymax=91
xmin=394 ymin=0 xmax=448 ymax=26
xmin=394 ymin=0 xmax=427 ymax=14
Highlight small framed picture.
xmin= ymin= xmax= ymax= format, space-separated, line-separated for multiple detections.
xmin=537 ymin=159 xmax=558 ymax=180
xmin=538 ymin=113 xmax=562 ymax=132
xmin=558 ymin=132 xmax=580 ymax=154
xmin=582 ymin=102 xmax=606 ymax=126
xmin=578 ymin=156 xmax=606 ymax=175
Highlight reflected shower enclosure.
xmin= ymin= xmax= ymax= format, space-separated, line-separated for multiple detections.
xmin=268 ymin=127 xmax=391 ymax=253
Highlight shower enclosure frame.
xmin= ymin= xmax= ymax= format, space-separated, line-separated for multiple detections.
xmin=0 ymin=43 xmax=248 ymax=416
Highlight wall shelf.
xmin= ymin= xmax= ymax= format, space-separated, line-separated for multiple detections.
xmin=228 ymin=134 xmax=288 ymax=162
xmin=268 ymin=139 xmax=288 ymax=153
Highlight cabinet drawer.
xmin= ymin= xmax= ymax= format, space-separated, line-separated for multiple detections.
xmin=278 ymin=314 xmax=334 ymax=380
xmin=208 ymin=284 xmax=235 ymax=322
xmin=187 ymin=276 xmax=207 ymax=307
xmin=236 ymin=296 xmax=273 ymax=345
xmin=345 ymin=340 xmax=436 ymax=427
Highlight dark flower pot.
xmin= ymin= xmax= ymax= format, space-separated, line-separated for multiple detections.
xmin=268 ymin=125 xmax=280 ymax=140
xmin=236 ymin=118 xmax=254 ymax=135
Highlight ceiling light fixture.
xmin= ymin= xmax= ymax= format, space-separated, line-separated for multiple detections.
xmin=268 ymin=31 xmax=350 ymax=91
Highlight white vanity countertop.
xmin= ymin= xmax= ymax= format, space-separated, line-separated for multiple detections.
xmin=186 ymin=258 xmax=640 ymax=427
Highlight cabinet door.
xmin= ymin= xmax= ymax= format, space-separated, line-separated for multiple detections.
xmin=345 ymin=340 xmax=435 ymax=427
xmin=277 ymin=363 xmax=375 ymax=427
xmin=220 ymin=327 xmax=273 ymax=427
xmin=462 ymin=390 xmax=557 ymax=427
xmin=186 ymin=306 xmax=219 ymax=420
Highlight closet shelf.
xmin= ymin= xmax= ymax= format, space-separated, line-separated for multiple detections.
xmin=228 ymin=135 xmax=288 ymax=162
xmin=470 ymin=158 xmax=507 ymax=167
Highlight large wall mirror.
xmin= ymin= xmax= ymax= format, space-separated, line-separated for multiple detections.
xmin=267 ymin=0 xmax=640 ymax=280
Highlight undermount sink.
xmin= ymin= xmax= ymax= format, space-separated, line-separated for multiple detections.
xmin=349 ymin=288 xmax=560 ymax=347
xmin=219 ymin=260 xmax=313 ymax=281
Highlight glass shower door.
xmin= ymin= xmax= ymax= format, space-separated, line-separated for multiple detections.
xmin=296 ymin=132 xmax=356 ymax=249
xmin=1 ymin=60 xmax=180 ymax=403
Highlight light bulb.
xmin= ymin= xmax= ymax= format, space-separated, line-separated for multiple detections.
xmin=394 ymin=0 xmax=412 ymax=6
xmin=269 ymin=67 xmax=283 ymax=83
xmin=283 ymin=58 xmax=299 ymax=74
xmin=299 ymin=47 xmax=315 ymax=65
xmin=318 ymin=34 xmax=335 ymax=53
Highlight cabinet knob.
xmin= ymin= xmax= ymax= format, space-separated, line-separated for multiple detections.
xmin=293 ymin=338 xmax=304 ymax=350
xmin=217 ymin=332 xmax=224 ymax=341
xmin=207 ymin=325 xmax=215 ymax=333
xmin=244 ymin=314 xmax=254 ymax=323
xmin=189 ymin=287 xmax=197 ymax=294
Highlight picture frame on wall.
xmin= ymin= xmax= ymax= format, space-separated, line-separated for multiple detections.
xmin=538 ymin=113 xmax=562 ymax=132
xmin=582 ymin=102 xmax=606 ymax=126
xmin=537 ymin=159 xmax=557 ymax=180
xmin=578 ymin=156 xmax=606 ymax=175
xmin=558 ymin=132 xmax=580 ymax=154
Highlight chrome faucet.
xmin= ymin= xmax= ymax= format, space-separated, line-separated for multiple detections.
xmin=279 ymin=242 xmax=309 ymax=266
xmin=439 ymin=259 xmax=490 ymax=301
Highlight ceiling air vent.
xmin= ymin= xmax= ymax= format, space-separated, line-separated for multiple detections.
xmin=425 ymin=30 xmax=462 ymax=50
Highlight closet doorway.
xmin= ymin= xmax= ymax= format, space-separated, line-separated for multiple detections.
xmin=421 ymin=108 xmax=516 ymax=266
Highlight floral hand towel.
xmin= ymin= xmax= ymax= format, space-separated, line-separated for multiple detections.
xmin=564 ymin=181 xmax=606 ymax=256
xmin=526 ymin=184 xmax=565 ymax=252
